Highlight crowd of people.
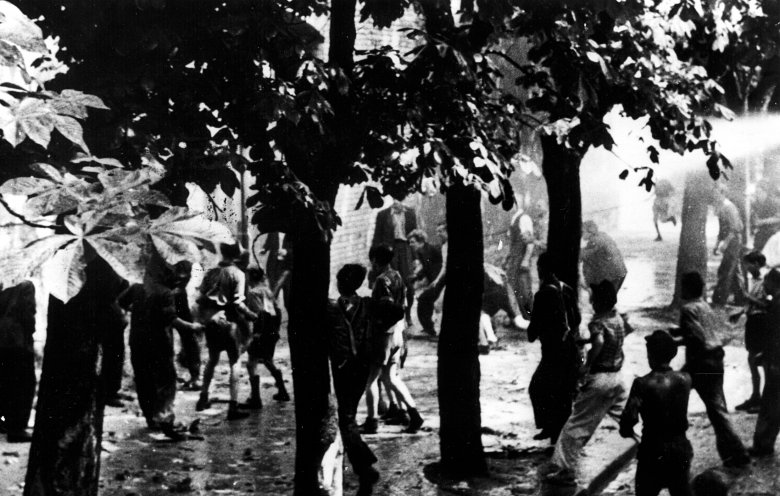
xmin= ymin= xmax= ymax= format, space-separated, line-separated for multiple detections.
xmin=2 ymin=186 xmax=780 ymax=496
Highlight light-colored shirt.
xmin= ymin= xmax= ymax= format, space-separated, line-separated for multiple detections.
xmin=392 ymin=208 xmax=406 ymax=241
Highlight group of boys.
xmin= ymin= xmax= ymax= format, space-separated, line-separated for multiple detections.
xmin=535 ymin=258 xmax=775 ymax=496
xmin=326 ymin=244 xmax=427 ymax=495
xmin=117 ymin=243 xmax=290 ymax=439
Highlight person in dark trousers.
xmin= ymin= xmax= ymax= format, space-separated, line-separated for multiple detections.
xmin=408 ymin=229 xmax=442 ymax=336
xmin=171 ymin=261 xmax=202 ymax=391
xmin=372 ymin=199 xmax=418 ymax=325
xmin=363 ymin=245 xmax=424 ymax=434
xmin=242 ymin=267 xmax=290 ymax=409
xmin=620 ymin=330 xmax=694 ymax=496
xmin=327 ymin=264 xmax=380 ymax=496
xmin=711 ymin=190 xmax=745 ymax=306
xmin=750 ymin=268 xmax=780 ymax=456
xmin=670 ymin=272 xmax=750 ymax=467
xmin=527 ymin=252 xmax=581 ymax=444
xmin=482 ymin=263 xmax=527 ymax=330
xmin=730 ymin=251 xmax=769 ymax=413
xmin=0 ymin=281 xmax=36 ymax=442
xmin=196 ymin=244 xmax=258 ymax=420
xmin=413 ymin=222 xmax=448 ymax=336
xmin=119 ymin=262 xmax=204 ymax=439
xmin=751 ymin=180 xmax=780 ymax=252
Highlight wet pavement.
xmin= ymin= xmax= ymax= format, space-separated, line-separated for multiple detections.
xmin=1 ymin=230 xmax=778 ymax=495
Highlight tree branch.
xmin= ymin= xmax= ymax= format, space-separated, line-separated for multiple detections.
xmin=0 ymin=195 xmax=57 ymax=230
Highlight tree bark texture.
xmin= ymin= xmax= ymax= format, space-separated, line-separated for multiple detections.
xmin=673 ymin=171 xmax=714 ymax=305
xmin=24 ymin=259 xmax=123 ymax=496
xmin=288 ymin=196 xmax=341 ymax=496
xmin=541 ymin=135 xmax=583 ymax=290
xmin=438 ymin=183 xmax=487 ymax=476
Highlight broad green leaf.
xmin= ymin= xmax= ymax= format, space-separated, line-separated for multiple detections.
xmin=0 ymin=2 xmax=47 ymax=54
xmin=71 ymin=155 xmax=125 ymax=168
xmin=41 ymin=239 xmax=86 ymax=303
xmin=58 ymin=90 xmax=109 ymax=110
xmin=0 ymin=235 xmax=74 ymax=290
xmin=0 ymin=97 xmax=55 ymax=148
xmin=87 ymin=235 xmax=147 ymax=284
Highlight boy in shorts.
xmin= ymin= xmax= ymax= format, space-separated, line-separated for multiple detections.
xmin=620 ymin=330 xmax=694 ymax=496
xmin=196 ymin=244 xmax=258 ymax=420
xmin=242 ymin=267 xmax=290 ymax=409
xmin=362 ymin=245 xmax=424 ymax=434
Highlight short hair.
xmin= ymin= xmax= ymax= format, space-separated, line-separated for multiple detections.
xmin=765 ymin=268 xmax=780 ymax=291
xmin=681 ymin=272 xmax=705 ymax=298
xmin=590 ymin=280 xmax=617 ymax=312
xmin=743 ymin=250 xmax=767 ymax=267
xmin=247 ymin=267 xmax=266 ymax=283
xmin=537 ymin=252 xmax=553 ymax=273
xmin=583 ymin=220 xmax=599 ymax=234
xmin=336 ymin=264 xmax=367 ymax=293
xmin=408 ymin=229 xmax=427 ymax=243
xmin=369 ymin=244 xmax=394 ymax=266
xmin=173 ymin=260 xmax=192 ymax=274
xmin=220 ymin=243 xmax=242 ymax=260
xmin=645 ymin=330 xmax=678 ymax=363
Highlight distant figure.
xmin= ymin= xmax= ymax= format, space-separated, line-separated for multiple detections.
xmin=119 ymin=263 xmax=204 ymax=439
xmin=327 ymin=264 xmax=379 ymax=496
xmin=653 ymin=179 xmax=678 ymax=242
xmin=750 ymin=180 xmax=780 ymax=252
xmin=527 ymin=253 xmax=581 ymax=444
xmin=750 ymin=268 xmax=780 ymax=457
xmin=196 ymin=244 xmax=258 ymax=421
xmin=0 ymin=281 xmax=36 ymax=442
xmin=409 ymin=226 xmax=444 ymax=336
xmin=529 ymin=199 xmax=549 ymax=254
xmin=730 ymin=251 xmax=769 ymax=413
xmin=670 ymin=272 xmax=749 ymax=467
xmin=362 ymin=245 xmax=423 ymax=434
xmin=372 ymin=199 xmax=418 ymax=325
xmin=505 ymin=200 xmax=535 ymax=320
xmin=620 ymin=330 xmax=693 ymax=496
xmin=172 ymin=261 xmax=202 ymax=391
xmin=243 ymin=267 xmax=289 ymax=408
xmin=545 ymin=280 xmax=628 ymax=487
xmin=581 ymin=220 xmax=627 ymax=293
xmin=711 ymin=191 xmax=745 ymax=306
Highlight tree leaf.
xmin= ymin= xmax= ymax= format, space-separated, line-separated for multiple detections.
xmin=52 ymin=114 xmax=89 ymax=152
xmin=0 ymin=176 xmax=54 ymax=196
xmin=42 ymin=239 xmax=86 ymax=303
xmin=149 ymin=207 xmax=235 ymax=256
xmin=0 ymin=235 xmax=74 ymax=290
xmin=87 ymin=235 xmax=147 ymax=284
xmin=150 ymin=232 xmax=203 ymax=265
xmin=365 ymin=186 xmax=384 ymax=208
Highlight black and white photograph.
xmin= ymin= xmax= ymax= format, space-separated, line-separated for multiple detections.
xmin=0 ymin=1 xmax=779 ymax=495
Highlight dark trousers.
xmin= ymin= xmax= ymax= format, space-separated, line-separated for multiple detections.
xmin=691 ymin=372 xmax=747 ymax=462
xmin=635 ymin=437 xmax=693 ymax=496
xmin=417 ymin=281 xmax=444 ymax=333
xmin=176 ymin=327 xmax=201 ymax=380
xmin=0 ymin=349 xmax=36 ymax=434
xmin=130 ymin=329 xmax=177 ymax=428
xmin=754 ymin=363 xmax=780 ymax=452
xmin=102 ymin=324 xmax=126 ymax=399
xmin=508 ymin=267 xmax=533 ymax=319
xmin=712 ymin=235 xmax=743 ymax=305
xmin=332 ymin=359 xmax=377 ymax=476
xmin=529 ymin=358 xmax=577 ymax=440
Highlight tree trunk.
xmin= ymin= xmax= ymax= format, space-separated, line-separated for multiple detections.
xmin=287 ymin=192 xmax=342 ymax=496
xmin=541 ymin=135 xmax=583 ymax=289
xmin=438 ymin=182 xmax=487 ymax=477
xmin=672 ymin=171 xmax=714 ymax=305
xmin=24 ymin=260 xmax=121 ymax=496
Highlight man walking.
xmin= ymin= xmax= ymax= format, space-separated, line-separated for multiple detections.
xmin=372 ymin=199 xmax=418 ymax=325
xmin=408 ymin=229 xmax=442 ymax=336
xmin=711 ymin=190 xmax=745 ymax=306
xmin=671 ymin=272 xmax=749 ymax=467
